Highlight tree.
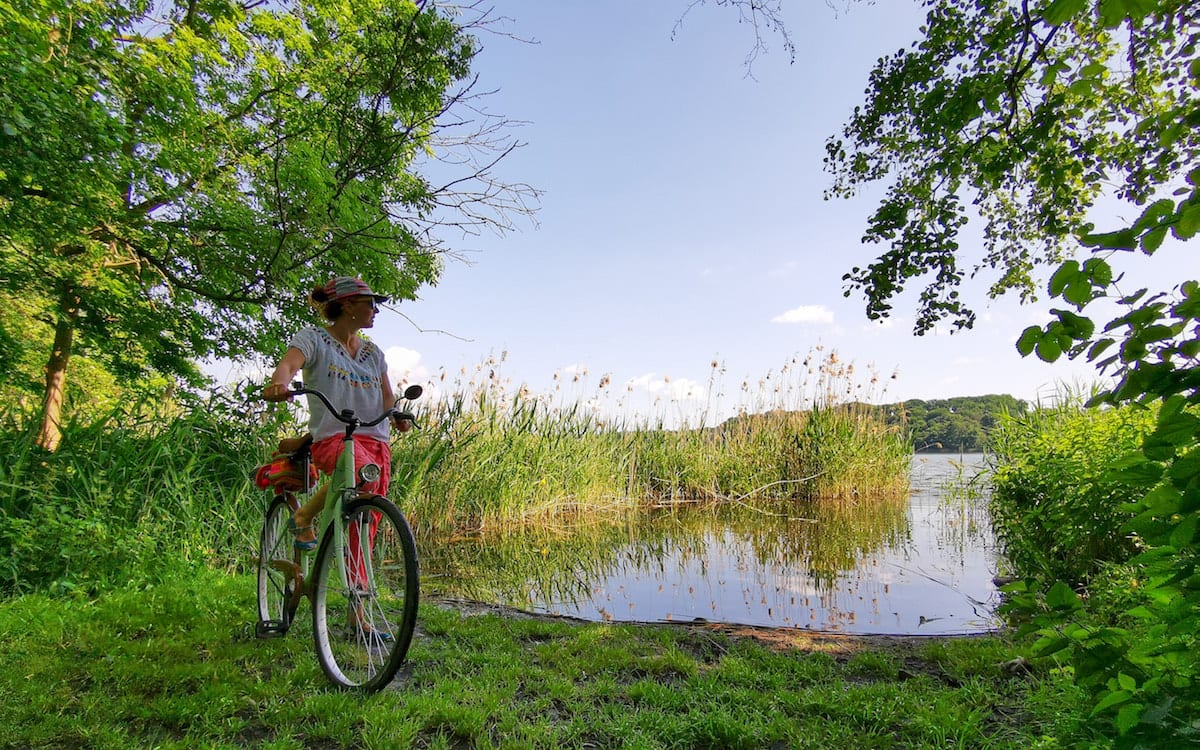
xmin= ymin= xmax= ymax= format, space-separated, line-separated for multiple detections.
xmin=0 ymin=0 xmax=535 ymax=449
xmin=822 ymin=0 xmax=1196 ymax=334
xmin=691 ymin=0 xmax=1197 ymax=740
xmin=819 ymin=1 xmax=1198 ymax=740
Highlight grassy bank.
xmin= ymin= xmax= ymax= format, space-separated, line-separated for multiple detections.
xmin=0 ymin=568 xmax=1097 ymax=749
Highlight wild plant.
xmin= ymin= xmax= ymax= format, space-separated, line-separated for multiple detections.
xmin=988 ymin=395 xmax=1157 ymax=585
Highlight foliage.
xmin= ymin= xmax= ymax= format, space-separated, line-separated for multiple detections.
xmin=806 ymin=0 xmax=1200 ymax=740
xmin=0 ymin=351 xmax=911 ymax=594
xmin=0 ymin=569 xmax=1100 ymax=749
xmin=883 ymin=394 xmax=1030 ymax=453
xmin=989 ymin=399 xmax=1158 ymax=585
xmin=0 ymin=386 xmax=274 ymax=596
xmin=393 ymin=351 xmax=910 ymax=536
xmin=1008 ymin=281 xmax=1200 ymax=743
xmin=999 ymin=3 xmax=1199 ymax=736
xmin=824 ymin=0 xmax=1197 ymax=336
xmin=0 ymin=0 xmax=532 ymax=428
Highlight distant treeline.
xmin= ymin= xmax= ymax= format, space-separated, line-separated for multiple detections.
xmin=718 ymin=394 xmax=1028 ymax=455
xmin=876 ymin=394 xmax=1029 ymax=453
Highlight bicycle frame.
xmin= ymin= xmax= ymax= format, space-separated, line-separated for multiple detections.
xmin=283 ymin=381 xmax=419 ymax=603
xmin=322 ymin=426 xmax=376 ymax=604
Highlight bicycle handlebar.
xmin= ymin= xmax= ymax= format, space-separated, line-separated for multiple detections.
xmin=265 ymin=381 xmax=423 ymax=430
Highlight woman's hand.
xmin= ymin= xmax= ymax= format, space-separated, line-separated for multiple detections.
xmin=391 ymin=414 xmax=414 ymax=432
xmin=263 ymin=383 xmax=292 ymax=402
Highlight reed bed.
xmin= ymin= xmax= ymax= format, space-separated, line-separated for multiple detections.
xmin=395 ymin=348 xmax=910 ymax=537
xmin=0 ymin=385 xmax=274 ymax=596
xmin=0 ymin=350 xmax=910 ymax=595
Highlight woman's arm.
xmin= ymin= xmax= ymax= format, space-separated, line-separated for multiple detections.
xmin=263 ymin=347 xmax=306 ymax=401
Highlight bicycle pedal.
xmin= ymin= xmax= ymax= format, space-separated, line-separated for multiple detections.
xmin=255 ymin=620 xmax=290 ymax=638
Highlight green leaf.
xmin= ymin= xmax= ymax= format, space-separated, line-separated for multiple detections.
xmin=1016 ymin=326 xmax=1041 ymax=357
xmin=1110 ymin=458 xmax=1164 ymax=486
xmin=1087 ymin=338 xmax=1115 ymax=361
xmin=1098 ymin=0 xmax=1127 ymax=28
xmin=1141 ymin=225 xmax=1167 ymax=253
xmin=1035 ymin=335 xmax=1063 ymax=362
xmin=1115 ymin=702 xmax=1145 ymax=734
xmin=1032 ymin=633 xmax=1072 ymax=656
xmin=1047 ymin=581 xmax=1082 ymax=610
xmin=1082 ymin=257 xmax=1113 ymax=286
xmin=1169 ymin=513 xmax=1198 ymax=548
xmin=1049 ymin=261 xmax=1081 ymax=296
xmin=1053 ymin=309 xmax=1095 ymax=339
xmin=1091 ymin=688 xmax=1133 ymax=716
xmin=1041 ymin=0 xmax=1087 ymax=25
xmin=1177 ymin=202 xmax=1200 ymax=240
xmin=1143 ymin=408 xmax=1200 ymax=460
xmin=1064 ymin=278 xmax=1093 ymax=306
xmin=1080 ymin=228 xmax=1138 ymax=249
xmin=1133 ymin=199 xmax=1176 ymax=232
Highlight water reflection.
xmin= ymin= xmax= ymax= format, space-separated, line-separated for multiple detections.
xmin=419 ymin=454 xmax=1000 ymax=635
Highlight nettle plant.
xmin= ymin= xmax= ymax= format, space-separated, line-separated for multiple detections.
xmin=1013 ymin=166 xmax=1200 ymax=740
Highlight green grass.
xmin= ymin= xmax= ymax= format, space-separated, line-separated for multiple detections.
xmin=0 ymin=568 xmax=1099 ymax=749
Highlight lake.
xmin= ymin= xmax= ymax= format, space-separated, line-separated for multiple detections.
xmin=420 ymin=453 xmax=1001 ymax=636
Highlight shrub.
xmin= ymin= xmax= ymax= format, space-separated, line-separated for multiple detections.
xmin=989 ymin=399 xmax=1158 ymax=585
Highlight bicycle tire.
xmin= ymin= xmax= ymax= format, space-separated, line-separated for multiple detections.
xmin=311 ymin=495 xmax=419 ymax=692
xmin=257 ymin=495 xmax=305 ymax=634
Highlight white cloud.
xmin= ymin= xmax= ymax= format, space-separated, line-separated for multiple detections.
xmin=626 ymin=372 xmax=660 ymax=391
xmin=385 ymin=346 xmax=429 ymax=385
xmin=771 ymin=305 xmax=835 ymax=325
xmin=624 ymin=373 xmax=705 ymax=400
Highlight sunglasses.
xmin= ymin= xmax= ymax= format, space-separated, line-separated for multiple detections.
xmin=349 ymin=297 xmax=380 ymax=311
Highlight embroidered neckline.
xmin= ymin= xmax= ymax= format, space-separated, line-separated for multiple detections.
xmin=318 ymin=328 xmax=372 ymax=362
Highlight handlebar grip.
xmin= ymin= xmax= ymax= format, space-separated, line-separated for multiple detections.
xmin=263 ymin=385 xmax=293 ymax=402
xmin=392 ymin=411 xmax=419 ymax=431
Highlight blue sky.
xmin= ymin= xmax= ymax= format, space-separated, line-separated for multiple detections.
xmin=223 ymin=1 xmax=1191 ymax=425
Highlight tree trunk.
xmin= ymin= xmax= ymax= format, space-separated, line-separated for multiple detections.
xmin=36 ymin=285 xmax=80 ymax=452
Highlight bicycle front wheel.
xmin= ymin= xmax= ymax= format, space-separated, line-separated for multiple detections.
xmin=311 ymin=495 xmax=419 ymax=692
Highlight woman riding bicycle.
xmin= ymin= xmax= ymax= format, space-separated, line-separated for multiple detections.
xmin=263 ymin=276 xmax=411 ymax=551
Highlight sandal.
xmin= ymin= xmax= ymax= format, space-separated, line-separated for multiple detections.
xmin=348 ymin=601 xmax=393 ymax=642
xmin=287 ymin=516 xmax=318 ymax=552
xmin=350 ymin=622 xmax=393 ymax=643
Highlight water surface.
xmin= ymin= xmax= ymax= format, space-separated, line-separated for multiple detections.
xmin=422 ymin=454 xmax=1000 ymax=636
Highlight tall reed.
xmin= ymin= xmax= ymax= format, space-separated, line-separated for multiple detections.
xmin=394 ymin=348 xmax=910 ymax=538
xmin=0 ymin=385 xmax=272 ymax=595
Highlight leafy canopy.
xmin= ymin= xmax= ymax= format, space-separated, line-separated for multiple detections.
xmin=825 ymin=0 xmax=1197 ymax=334
xmin=0 ymin=0 xmax=531 ymax=392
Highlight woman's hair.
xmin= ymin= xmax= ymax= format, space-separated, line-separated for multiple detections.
xmin=310 ymin=285 xmax=346 ymax=321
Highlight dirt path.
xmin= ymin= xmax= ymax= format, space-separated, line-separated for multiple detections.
xmin=426 ymin=595 xmax=997 ymax=658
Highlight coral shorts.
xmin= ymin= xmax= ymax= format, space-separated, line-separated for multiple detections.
xmin=310 ymin=435 xmax=392 ymax=496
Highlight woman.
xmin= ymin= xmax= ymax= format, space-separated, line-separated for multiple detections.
xmin=263 ymin=276 xmax=410 ymax=550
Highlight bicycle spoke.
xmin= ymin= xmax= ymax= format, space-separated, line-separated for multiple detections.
xmin=311 ymin=496 xmax=419 ymax=692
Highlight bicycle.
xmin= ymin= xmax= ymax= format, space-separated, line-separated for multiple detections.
xmin=254 ymin=381 xmax=423 ymax=692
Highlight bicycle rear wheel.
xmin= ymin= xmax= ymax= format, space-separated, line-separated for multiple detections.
xmin=256 ymin=495 xmax=305 ymax=636
xmin=311 ymin=495 xmax=419 ymax=692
